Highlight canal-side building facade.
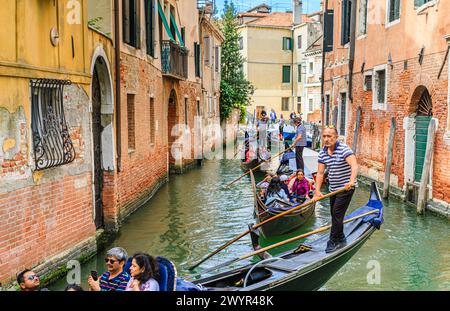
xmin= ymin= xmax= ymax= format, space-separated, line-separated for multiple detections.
xmin=292 ymin=9 xmax=322 ymax=122
xmin=237 ymin=2 xmax=324 ymax=120
xmin=322 ymin=0 xmax=450 ymax=215
xmin=0 ymin=0 xmax=115 ymax=285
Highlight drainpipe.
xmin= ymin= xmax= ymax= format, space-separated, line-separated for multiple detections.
xmin=320 ymin=0 xmax=328 ymax=133
xmin=291 ymin=28 xmax=295 ymax=114
xmin=348 ymin=0 xmax=357 ymax=101
xmin=114 ymin=0 xmax=122 ymax=172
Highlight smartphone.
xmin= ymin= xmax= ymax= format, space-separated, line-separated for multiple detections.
xmin=90 ymin=270 xmax=98 ymax=281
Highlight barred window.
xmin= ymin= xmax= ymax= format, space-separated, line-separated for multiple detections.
xmin=31 ymin=79 xmax=75 ymax=171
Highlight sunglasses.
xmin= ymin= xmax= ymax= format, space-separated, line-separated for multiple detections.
xmin=104 ymin=258 xmax=118 ymax=264
xmin=27 ymin=274 xmax=38 ymax=281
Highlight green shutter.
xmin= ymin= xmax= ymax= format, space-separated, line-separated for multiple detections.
xmin=282 ymin=65 xmax=291 ymax=83
xmin=169 ymin=10 xmax=185 ymax=47
xmin=414 ymin=116 xmax=432 ymax=182
xmin=414 ymin=0 xmax=426 ymax=8
xmin=298 ymin=64 xmax=301 ymax=82
xmin=157 ymin=1 xmax=175 ymax=41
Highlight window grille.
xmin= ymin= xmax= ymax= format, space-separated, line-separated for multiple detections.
xmin=364 ymin=74 xmax=372 ymax=91
xmin=31 ymin=79 xmax=75 ymax=171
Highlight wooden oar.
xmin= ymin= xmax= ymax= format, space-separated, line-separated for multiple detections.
xmin=189 ymin=209 xmax=379 ymax=278
xmin=223 ymin=146 xmax=293 ymax=189
xmin=188 ymin=187 xmax=350 ymax=270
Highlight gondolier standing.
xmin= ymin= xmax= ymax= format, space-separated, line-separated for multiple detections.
xmin=291 ymin=117 xmax=307 ymax=171
xmin=313 ymin=126 xmax=358 ymax=253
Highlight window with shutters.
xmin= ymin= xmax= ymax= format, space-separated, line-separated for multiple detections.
xmin=215 ymin=46 xmax=220 ymax=73
xmin=282 ymin=37 xmax=292 ymax=50
xmin=169 ymin=5 xmax=176 ymax=39
xmin=123 ymin=0 xmax=140 ymax=48
xmin=325 ymin=94 xmax=331 ymax=125
xmin=341 ymin=0 xmax=351 ymax=45
xmin=358 ymin=0 xmax=368 ymax=36
xmin=373 ymin=65 xmax=387 ymax=110
xmin=127 ymin=94 xmax=136 ymax=151
xmin=387 ymin=0 xmax=400 ymax=24
xmin=145 ymin=0 xmax=154 ymax=56
xmin=282 ymin=65 xmax=291 ymax=83
xmin=149 ymin=97 xmax=155 ymax=145
xmin=324 ymin=10 xmax=334 ymax=52
xmin=339 ymin=93 xmax=347 ymax=136
xmin=364 ymin=73 xmax=372 ymax=91
xmin=184 ymin=98 xmax=188 ymax=125
xmin=194 ymin=43 xmax=201 ymax=77
xmin=298 ymin=64 xmax=302 ymax=82
xmin=204 ymin=36 xmax=212 ymax=66
xmin=414 ymin=0 xmax=435 ymax=10
xmin=281 ymin=98 xmax=290 ymax=111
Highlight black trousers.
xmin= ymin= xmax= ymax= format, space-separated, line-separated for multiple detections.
xmin=295 ymin=146 xmax=304 ymax=171
xmin=329 ymin=188 xmax=355 ymax=242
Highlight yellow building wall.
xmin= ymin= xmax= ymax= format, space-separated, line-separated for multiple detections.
xmin=240 ymin=26 xmax=294 ymax=116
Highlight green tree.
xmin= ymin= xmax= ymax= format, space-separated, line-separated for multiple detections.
xmin=219 ymin=1 xmax=254 ymax=121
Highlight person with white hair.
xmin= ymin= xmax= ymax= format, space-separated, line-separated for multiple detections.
xmin=88 ymin=247 xmax=130 ymax=291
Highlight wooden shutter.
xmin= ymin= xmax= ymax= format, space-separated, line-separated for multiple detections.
xmin=145 ymin=0 xmax=154 ymax=56
xmin=134 ymin=0 xmax=140 ymax=48
xmin=204 ymin=36 xmax=210 ymax=66
xmin=298 ymin=64 xmax=301 ymax=82
xmin=123 ymin=0 xmax=130 ymax=44
xmin=282 ymin=65 xmax=291 ymax=83
xmin=324 ymin=9 xmax=334 ymax=52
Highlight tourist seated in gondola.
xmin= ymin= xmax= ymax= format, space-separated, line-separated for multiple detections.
xmin=256 ymin=173 xmax=274 ymax=199
xmin=88 ymin=247 xmax=130 ymax=291
xmin=264 ymin=177 xmax=289 ymax=205
xmin=125 ymin=253 xmax=160 ymax=291
xmin=290 ymin=169 xmax=310 ymax=203
xmin=279 ymin=175 xmax=291 ymax=200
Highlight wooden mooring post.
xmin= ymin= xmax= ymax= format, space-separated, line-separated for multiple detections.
xmin=417 ymin=118 xmax=437 ymax=214
xmin=383 ymin=117 xmax=396 ymax=199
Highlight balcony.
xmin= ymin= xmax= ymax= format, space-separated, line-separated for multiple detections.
xmin=161 ymin=40 xmax=188 ymax=80
xmin=197 ymin=0 xmax=214 ymax=14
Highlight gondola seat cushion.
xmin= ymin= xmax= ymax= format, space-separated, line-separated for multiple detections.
xmin=157 ymin=257 xmax=177 ymax=291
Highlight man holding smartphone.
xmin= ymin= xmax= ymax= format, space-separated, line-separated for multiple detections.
xmin=88 ymin=247 xmax=130 ymax=291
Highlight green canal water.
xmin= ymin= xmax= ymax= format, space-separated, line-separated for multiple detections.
xmin=50 ymin=159 xmax=450 ymax=291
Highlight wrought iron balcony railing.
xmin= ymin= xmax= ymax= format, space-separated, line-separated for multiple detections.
xmin=161 ymin=40 xmax=188 ymax=80
xmin=197 ymin=0 xmax=214 ymax=14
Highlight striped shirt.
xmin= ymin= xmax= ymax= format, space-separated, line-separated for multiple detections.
xmin=99 ymin=271 xmax=130 ymax=291
xmin=318 ymin=141 xmax=357 ymax=191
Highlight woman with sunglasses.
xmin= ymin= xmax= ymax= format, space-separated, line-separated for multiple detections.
xmin=126 ymin=253 xmax=160 ymax=291
xmin=88 ymin=247 xmax=130 ymax=291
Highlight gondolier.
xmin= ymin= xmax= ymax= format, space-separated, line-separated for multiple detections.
xmin=313 ymin=126 xmax=358 ymax=253
xmin=292 ymin=118 xmax=307 ymax=171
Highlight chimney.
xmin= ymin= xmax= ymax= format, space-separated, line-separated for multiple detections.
xmin=293 ymin=0 xmax=303 ymax=25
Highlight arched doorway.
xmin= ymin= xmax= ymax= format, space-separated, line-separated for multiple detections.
xmin=414 ymin=88 xmax=433 ymax=182
xmin=168 ymin=89 xmax=178 ymax=172
xmin=90 ymin=51 xmax=114 ymax=229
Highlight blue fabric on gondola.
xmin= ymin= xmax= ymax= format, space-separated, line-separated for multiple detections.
xmin=175 ymin=278 xmax=207 ymax=291
xmin=267 ymin=202 xmax=300 ymax=213
xmin=344 ymin=202 xmax=384 ymax=229
xmin=157 ymin=257 xmax=177 ymax=291
xmin=123 ymin=257 xmax=133 ymax=274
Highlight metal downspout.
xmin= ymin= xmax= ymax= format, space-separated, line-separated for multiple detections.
xmin=348 ymin=0 xmax=357 ymax=101
xmin=114 ymin=0 xmax=122 ymax=172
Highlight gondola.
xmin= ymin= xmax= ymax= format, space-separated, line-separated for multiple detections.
xmin=187 ymin=182 xmax=383 ymax=291
xmin=240 ymin=131 xmax=271 ymax=172
xmin=251 ymin=170 xmax=315 ymax=238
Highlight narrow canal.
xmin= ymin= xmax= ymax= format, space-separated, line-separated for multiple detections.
xmin=51 ymin=157 xmax=450 ymax=291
